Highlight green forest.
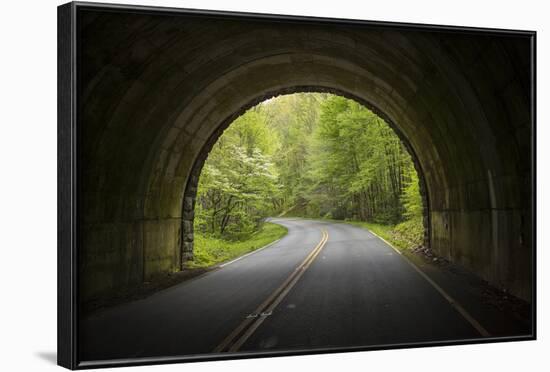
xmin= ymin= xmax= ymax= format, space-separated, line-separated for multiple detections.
xmin=191 ymin=93 xmax=424 ymax=267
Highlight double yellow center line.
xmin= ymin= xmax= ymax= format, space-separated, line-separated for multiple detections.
xmin=213 ymin=229 xmax=329 ymax=353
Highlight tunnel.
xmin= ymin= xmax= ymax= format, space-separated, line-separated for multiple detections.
xmin=77 ymin=8 xmax=533 ymax=303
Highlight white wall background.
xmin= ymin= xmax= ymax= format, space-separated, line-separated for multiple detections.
xmin=0 ymin=0 xmax=546 ymax=370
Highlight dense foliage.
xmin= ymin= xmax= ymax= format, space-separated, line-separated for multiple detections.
xmin=194 ymin=93 xmax=424 ymax=248
xmin=194 ymin=109 xmax=281 ymax=240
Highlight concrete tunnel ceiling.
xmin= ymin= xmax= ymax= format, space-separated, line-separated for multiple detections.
xmin=78 ymin=9 xmax=533 ymax=302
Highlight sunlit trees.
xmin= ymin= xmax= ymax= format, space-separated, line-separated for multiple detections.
xmin=259 ymin=93 xmax=325 ymax=214
xmin=308 ymin=95 xmax=414 ymax=224
xmin=195 ymin=111 xmax=281 ymax=240
xmin=195 ymin=93 xmax=424 ymax=246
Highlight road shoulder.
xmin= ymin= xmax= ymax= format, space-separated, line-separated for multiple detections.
xmin=332 ymin=218 xmax=532 ymax=338
xmin=81 ymin=222 xmax=288 ymax=317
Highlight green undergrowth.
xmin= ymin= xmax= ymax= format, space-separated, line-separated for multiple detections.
xmin=188 ymin=222 xmax=288 ymax=268
xmin=334 ymin=217 xmax=424 ymax=251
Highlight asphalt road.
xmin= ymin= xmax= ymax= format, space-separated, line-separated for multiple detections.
xmin=80 ymin=218 xmax=485 ymax=362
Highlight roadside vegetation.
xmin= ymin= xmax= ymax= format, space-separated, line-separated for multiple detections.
xmin=193 ymin=93 xmax=425 ymax=265
xmin=342 ymin=219 xmax=423 ymax=252
xmin=190 ymin=223 xmax=287 ymax=268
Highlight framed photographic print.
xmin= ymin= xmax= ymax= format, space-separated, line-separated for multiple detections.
xmin=58 ymin=1 xmax=536 ymax=369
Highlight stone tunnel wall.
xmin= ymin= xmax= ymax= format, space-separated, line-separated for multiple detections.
xmin=77 ymin=8 xmax=533 ymax=302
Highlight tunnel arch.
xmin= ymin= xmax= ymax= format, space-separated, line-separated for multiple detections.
xmin=78 ymin=9 xmax=532 ymax=302
xmin=180 ymin=87 xmax=432 ymax=265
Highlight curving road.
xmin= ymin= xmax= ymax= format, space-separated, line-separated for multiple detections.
xmin=80 ymin=218 xmax=487 ymax=362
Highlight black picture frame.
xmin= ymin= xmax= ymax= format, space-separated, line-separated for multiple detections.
xmin=58 ymin=2 xmax=536 ymax=369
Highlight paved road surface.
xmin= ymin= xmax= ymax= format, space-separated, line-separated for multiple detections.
xmin=80 ymin=218 xmax=485 ymax=362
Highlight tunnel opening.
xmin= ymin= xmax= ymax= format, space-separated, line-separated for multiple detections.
xmin=181 ymin=90 xmax=431 ymax=267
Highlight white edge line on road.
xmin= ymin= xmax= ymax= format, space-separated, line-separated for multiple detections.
xmin=367 ymin=229 xmax=491 ymax=337
xmin=367 ymin=230 xmax=402 ymax=255
xmin=218 ymin=239 xmax=282 ymax=268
